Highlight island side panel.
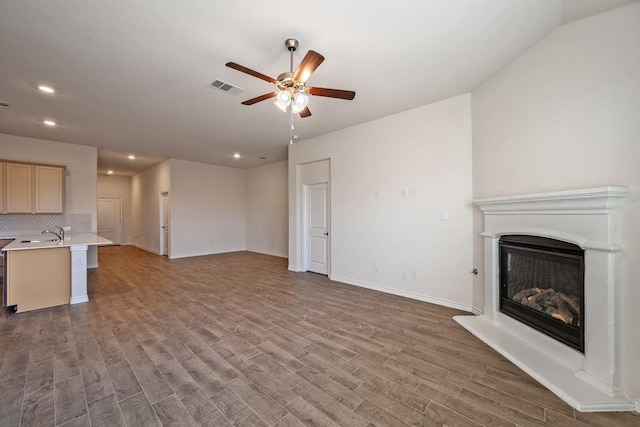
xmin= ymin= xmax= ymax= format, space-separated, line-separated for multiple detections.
xmin=6 ymin=247 xmax=71 ymax=312
xmin=70 ymin=245 xmax=89 ymax=304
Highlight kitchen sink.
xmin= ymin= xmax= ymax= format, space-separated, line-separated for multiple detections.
xmin=20 ymin=239 xmax=59 ymax=243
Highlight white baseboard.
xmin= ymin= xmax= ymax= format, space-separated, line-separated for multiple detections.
xmin=132 ymin=243 xmax=160 ymax=255
xmin=329 ymin=275 xmax=473 ymax=313
xmin=70 ymin=296 xmax=89 ymax=304
xmin=246 ymin=248 xmax=288 ymax=258
xmin=471 ymin=306 xmax=483 ymax=316
xmin=133 ymin=247 xmax=283 ymax=260
xmin=635 ymin=398 xmax=640 ymax=412
xmin=169 ymin=248 xmax=245 ymax=260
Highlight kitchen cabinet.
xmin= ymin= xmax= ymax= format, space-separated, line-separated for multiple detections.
xmin=5 ymin=247 xmax=70 ymax=312
xmin=2 ymin=161 xmax=64 ymax=214
xmin=5 ymin=162 xmax=32 ymax=213
xmin=34 ymin=165 xmax=64 ymax=213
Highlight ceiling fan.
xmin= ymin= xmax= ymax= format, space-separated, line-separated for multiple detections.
xmin=226 ymin=38 xmax=356 ymax=118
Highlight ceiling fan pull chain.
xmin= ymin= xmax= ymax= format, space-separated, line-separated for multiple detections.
xmin=289 ymin=113 xmax=294 ymax=145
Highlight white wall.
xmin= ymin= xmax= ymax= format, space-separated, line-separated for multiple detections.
xmin=289 ymin=94 xmax=474 ymax=311
xmin=169 ymin=159 xmax=245 ymax=258
xmin=0 ymin=133 xmax=97 ymax=227
xmin=131 ymin=160 xmax=170 ymax=254
xmin=472 ymin=3 xmax=640 ymax=402
xmin=245 ymin=160 xmax=288 ymax=257
xmin=97 ymin=174 xmax=132 ymax=244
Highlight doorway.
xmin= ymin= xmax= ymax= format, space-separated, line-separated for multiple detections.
xmin=305 ymin=182 xmax=329 ymax=275
xmin=159 ymin=192 xmax=170 ymax=256
xmin=97 ymin=197 xmax=122 ymax=245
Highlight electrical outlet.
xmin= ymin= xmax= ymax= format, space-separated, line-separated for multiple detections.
xmin=401 ymin=270 xmax=407 ymax=279
xmin=374 ymin=265 xmax=380 ymax=273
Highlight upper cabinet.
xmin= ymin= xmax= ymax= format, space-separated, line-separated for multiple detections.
xmin=34 ymin=165 xmax=64 ymax=213
xmin=5 ymin=162 xmax=33 ymax=213
xmin=2 ymin=161 xmax=65 ymax=214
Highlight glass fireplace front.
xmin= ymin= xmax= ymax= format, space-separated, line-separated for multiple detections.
xmin=499 ymin=235 xmax=584 ymax=353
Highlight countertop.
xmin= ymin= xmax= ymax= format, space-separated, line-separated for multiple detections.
xmin=2 ymin=233 xmax=113 ymax=251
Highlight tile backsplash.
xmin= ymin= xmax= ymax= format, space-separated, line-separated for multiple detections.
xmin=0 ymin=213 xmax=92 ymax=237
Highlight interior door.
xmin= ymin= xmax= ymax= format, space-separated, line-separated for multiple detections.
xmin=307 ymin=183 xmax=328 ymax=275
xmin=97 ymin=197 xmax=121 ymax=245
xmin=161 ymin=192 xmax=169 ymax=256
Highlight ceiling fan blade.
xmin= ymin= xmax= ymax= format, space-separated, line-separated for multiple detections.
xmin=299 ymin=106 xmax=311 ymax=118
xmin=308 ymin=87 xmax=356 ymax=100
xmin=226 ymin=62 xmax=277 ymax=84
xmin=241 ymin=92 xmax=278 ymax=105
xmin=292 ymin=50 xmax=325 ymax=83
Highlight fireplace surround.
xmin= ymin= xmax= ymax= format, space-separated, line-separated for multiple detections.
xmin=455 ymin=187 xmax=633 ymax=411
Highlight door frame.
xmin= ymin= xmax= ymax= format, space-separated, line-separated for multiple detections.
xmin=97 ymin=197 xmax=122 ymax=245
xmin=303 ymin=181 xmax=330 ymax=274
xmin=159 ymin=192 xmax=170 ymax=257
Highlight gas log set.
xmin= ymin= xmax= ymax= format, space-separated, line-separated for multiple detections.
xmin=512 ymin=287 xmax=580 ymax=326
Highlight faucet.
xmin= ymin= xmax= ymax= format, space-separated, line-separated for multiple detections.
xmin=42 ymin=226 xmax=64 ymax=242
xmin=55 ymin=226 xmax=65 ymax=241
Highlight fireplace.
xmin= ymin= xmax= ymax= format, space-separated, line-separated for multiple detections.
xmin=454 ymin=187 xmax=633 ymax=412
xmin=499 ymin=235 xmax=584 ymax=352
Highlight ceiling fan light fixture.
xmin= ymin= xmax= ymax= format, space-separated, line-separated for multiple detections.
xmin=274 ymin=100 xmax=288 ymax=112
xmin=291 ymin=91 xmax=309 ymax=114
xmin=275 ymin=90 xmax=291 ymax=111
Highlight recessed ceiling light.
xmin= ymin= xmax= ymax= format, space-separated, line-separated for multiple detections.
xmin=43 ymin=120 xmax=56 ymax=126
xmin=38 ymin=85 xmax=55 ymax=94
xmin=107 ymin=170 xmax=114 ymax=175
xmin=128 ymin=155 xmax=136 ymax=160
xmin=233 ymin=153 xmax=241 ymax=159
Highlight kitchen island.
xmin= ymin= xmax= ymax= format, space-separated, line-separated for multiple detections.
xmin=2 ymin=233 xmax=112 ymax=312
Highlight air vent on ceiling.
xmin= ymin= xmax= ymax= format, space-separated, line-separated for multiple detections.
xmin=210 ymin=79 xmax=244 ymax=96
xmin=0 ymin=101 xmax=9 ymax=109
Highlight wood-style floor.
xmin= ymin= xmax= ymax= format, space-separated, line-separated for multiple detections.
xmin=0 ymin=246 xmax=638 ymax=426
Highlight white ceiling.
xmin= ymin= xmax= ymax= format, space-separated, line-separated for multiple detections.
xmin=0 ymin=0 xmax=635 ymax=175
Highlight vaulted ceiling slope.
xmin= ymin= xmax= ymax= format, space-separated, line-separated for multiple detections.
xmin=0 ymin=0 xmax=635 ymax=174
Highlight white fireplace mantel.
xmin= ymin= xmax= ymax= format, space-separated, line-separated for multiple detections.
xmin=455 ymin=186 xmax=634 ymax=412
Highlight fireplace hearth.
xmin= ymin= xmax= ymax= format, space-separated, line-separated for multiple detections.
xmin=455 ymin=187 xmax=633 ymax=412
xmin=499 ymin=235 xmax=584 ymax=352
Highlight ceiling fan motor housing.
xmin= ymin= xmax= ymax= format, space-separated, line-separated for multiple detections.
xmin=284 ymin=38 xmax=299 ymax=52
xmin=276 ymin=72 xmax=307 ymax=95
